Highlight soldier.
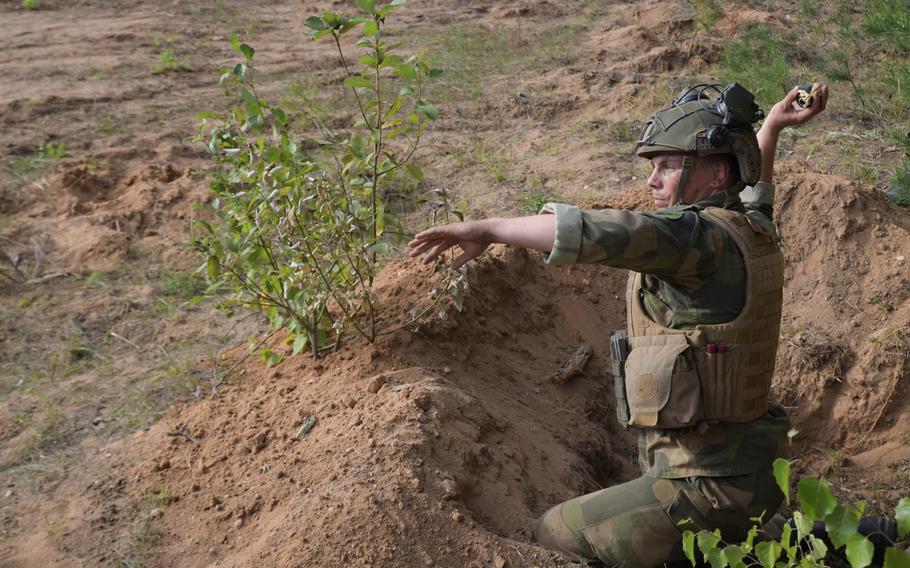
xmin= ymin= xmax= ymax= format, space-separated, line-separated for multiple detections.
xmin=408 ymin=83 xmax=828 ymax=566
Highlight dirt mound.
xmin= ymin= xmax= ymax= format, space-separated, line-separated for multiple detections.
xmin=2 ymin=154 xmax=210 ymax=275
xmin=772 ymin=168 xmax=910 ymax=477
xmin=65 ymin=246 xmax=634 ymax=567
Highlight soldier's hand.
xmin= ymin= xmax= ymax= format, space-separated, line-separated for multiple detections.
xmin=765 ymin=84 xmax=829 ymax=132
xmin=408 ymin=220 xmax=492 ymax=269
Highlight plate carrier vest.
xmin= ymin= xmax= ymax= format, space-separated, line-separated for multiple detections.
xmin=623 ymin=207 xmax=784 ymax=429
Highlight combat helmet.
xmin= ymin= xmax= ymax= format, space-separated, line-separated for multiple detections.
xmin=636 ymin=83 xmax=764 ymax=206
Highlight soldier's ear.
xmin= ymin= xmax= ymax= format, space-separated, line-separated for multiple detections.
xmin=712 ymin=159 xmax=732 ymax=189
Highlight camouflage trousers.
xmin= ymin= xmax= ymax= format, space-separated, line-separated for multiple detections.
xmin=533 ymin=470 xmax=783 ymax=566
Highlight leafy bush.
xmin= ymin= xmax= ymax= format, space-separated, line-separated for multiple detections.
xmin=193 ymin=0 xmax=445 ymax=361
xmin=681 ymin=459 xmax=910 ymax=568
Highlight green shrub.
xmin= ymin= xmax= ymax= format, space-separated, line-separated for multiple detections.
xmin=681 ymin=458 xmax=910 ymax=568
xmin=193 ymin=0 xmax=448 ymax=361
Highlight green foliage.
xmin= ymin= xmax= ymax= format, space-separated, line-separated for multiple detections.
xmin=683 ymin=458 xmax=909 ymax=568
xmin=195 ymin=1 xmax=444 ymax=359
xmin=152 ymin=48 xmax=191 ymax=74
xmin=813 ymin=0 xmax=909 ymax=122
xmin=21 ymin=0 xmax=38 ymax=9
xmin=897 ymin=498 xmax=910 ymax=537
xmin=720 ymin=23 xmax=790 ymax=112
xmin=774 ymin=457 xmax=791 ymax=505
xmin=519 ymin=191 xmax=552 ymax=215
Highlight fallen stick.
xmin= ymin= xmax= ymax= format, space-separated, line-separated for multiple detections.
xmin=548 ymin=343 xmax=593 ymax=384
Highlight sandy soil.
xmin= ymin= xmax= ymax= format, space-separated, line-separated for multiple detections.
xmin=1 ymin=0 xmax=908 ymax=566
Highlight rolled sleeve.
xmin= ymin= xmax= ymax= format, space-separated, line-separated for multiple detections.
xmin=538 ymin=202 xmax=583 ymax=265
xmin=741 ymin=181 xmax=775 ymax=207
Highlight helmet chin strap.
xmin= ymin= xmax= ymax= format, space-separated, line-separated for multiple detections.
xmin=674 ymin=155 xmax=695 ymax=206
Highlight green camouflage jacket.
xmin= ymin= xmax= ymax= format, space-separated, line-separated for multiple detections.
xmin=541 ymin=182 xmax=790 ymax=478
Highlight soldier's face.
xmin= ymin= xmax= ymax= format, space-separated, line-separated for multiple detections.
xmin=647 ymin=155 xmax=686 ymax=209
xmin=647 ymin=155 xmax=720 ymax=209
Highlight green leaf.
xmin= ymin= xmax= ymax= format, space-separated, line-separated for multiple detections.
xmin=394 ymin=63 xmax=417 ymax=79
xmin=697 ymin=530 xmax=721 ymax=557
xmin=807 ymin=534 xmax=828 ymax=561
xmin=743 ymin=524 xmax=758 ymax=553
xmin=773 ymin=458 xmax=790 ymax=506
xmin=240 ymin=43 xmax=255 ymax=62
xmin=358 ymin=54 xmax=378 ymax=66
xmin=705 ymin=548 xmax=727 ymax=568
xmin=389 ymin=0 xmax=406 ymax=5
xmin=405 ymin=163 xmax=423 ymax=181
xmin=780 ymin=523 xmax=794 ymax=560
xmin=369 ymin=242 xmax=391 ymax=255
xmin=344 ymin=75 xmax=373 ymax=89
xmin=723 ymin=545 xmax=746 ymax=568
xmin=416 ymin=102 xmax=438 ymax=120
xmin=754 ymin=541 xmax=781 ymax=568
xmin=825 ymin=504 xmax=861 ymax=549
xmin=797 ymin=477 xmax=838 ymax=521
xmin=362 ymin=20 xmax=378 ymax=36
xmin=793 ymin=511 xmax=814 ymax=543
xmin=682 ymin=530 xmax=697 ymax=566
xmin=897 ymin=497 xmax=910 ymax=538
xmin=845 ymin=533 xmax=874 ymax=568
xmin=427 ymin=67 xmax=444 ymax=78
xmin=230 ymin=35 xmax=241 ymax=53
xmin=356 ymin=0 xmax=375 ymax=13
xmin=292 ymin=333 xmax=308 ymax=355
xmin=207 ymin=256 xmax=219 ymax=280
xmin=304 ymin=16 xmax=327 ymax=30
xmin=885 ymin=548 xmax=910 ymax=568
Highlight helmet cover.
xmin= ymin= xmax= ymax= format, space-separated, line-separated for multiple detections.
xmin=635 ymin=84 xmax=763 ymax=186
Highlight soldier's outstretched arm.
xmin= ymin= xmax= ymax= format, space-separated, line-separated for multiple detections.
xmin=408 ymin=215 xmax=556 ymax=269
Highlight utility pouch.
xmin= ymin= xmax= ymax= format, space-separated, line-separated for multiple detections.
xmin=624 ymin=334 xmax=703 ymax=429
xmin=610 ymin=330 xmax=630 ymax=427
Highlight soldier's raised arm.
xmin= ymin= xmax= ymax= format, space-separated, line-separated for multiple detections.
xmin=743 ymin=84 xmax=829 ymax=219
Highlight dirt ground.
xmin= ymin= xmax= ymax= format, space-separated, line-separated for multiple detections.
xmin=1 ymin=0 xmax=908 ymax=567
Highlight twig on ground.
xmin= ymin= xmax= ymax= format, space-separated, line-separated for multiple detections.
xmin=548 ymin=343 xmax=593 ymax=384
xmin=26 ymin=272 xmax=69 ymax=284
xmin=110 ymin=331 xmax=142 ymax=351
xmin=166 ymin=425 xmax=197 ymax=443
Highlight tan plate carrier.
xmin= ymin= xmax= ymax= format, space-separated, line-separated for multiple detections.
xmin=624 ymin=207 xmax=784 ymax=429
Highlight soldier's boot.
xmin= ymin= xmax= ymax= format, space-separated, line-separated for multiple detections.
xmin=802 ymin=516 xmax=898 ymax=566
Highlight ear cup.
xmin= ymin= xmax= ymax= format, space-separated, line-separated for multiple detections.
xmin=706 ymin=124 xmax=728 ymax=147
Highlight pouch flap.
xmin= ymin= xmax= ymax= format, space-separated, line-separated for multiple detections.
xmin=625 ymin=334 xmax=690 ymax=427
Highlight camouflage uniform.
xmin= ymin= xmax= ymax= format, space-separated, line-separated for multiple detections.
xmin=533 ymin=183 xmax=790 ymax=566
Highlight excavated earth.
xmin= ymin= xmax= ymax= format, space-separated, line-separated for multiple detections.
xmin=1 ymin=0 xmax=908 ymax=566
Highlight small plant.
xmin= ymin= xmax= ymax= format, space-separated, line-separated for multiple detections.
xmin=519 ymin=191 xmax=553 ymax=215
xmin=681 ymin=458 xmax=910 ymax=568
xmin=194 ymin=0 xmax=444 ymax=360
xmin=152 ymin=48 xmax=190 ymax=74
xmin=21 ymin=0 xmax=38 ymax=10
